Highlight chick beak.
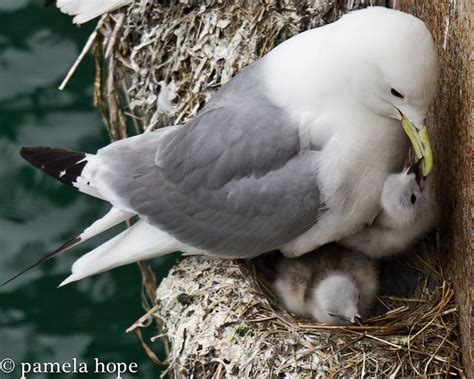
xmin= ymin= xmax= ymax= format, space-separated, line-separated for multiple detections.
xmin=352 ymin=315 xmax=364 ymax=326
xmin=407 ymin=159 xmax=423 ymax=185
xmin=399 ymin=111 xmax=434 ymax=177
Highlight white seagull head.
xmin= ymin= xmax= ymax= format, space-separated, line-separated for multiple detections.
xmin=265 ymin=6 xmax=439 ymax=174
xmin=341 ymin=7 xmax=440 ymax=125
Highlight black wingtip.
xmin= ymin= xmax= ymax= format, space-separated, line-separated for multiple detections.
xmin=0 ymin=236 xmax=81 ymax=287
xmin=20 ymin=146 xmax=87 ymax=186
xmin=19 ymin=147 xmax=36 ymax=162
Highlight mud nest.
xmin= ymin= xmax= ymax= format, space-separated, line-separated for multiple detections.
xmin=83 ymin=0 xmax=465 ymax=377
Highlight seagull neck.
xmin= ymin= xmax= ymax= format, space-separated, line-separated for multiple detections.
xmin=306 ymin=107 xmax=409 ymax=171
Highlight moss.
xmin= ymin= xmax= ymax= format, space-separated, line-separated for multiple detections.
xmin=235 ymin=324 xmax=253 ymax=337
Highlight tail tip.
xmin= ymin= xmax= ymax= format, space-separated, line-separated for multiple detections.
xmin=58 ymin=274 xmax=80 ymax=287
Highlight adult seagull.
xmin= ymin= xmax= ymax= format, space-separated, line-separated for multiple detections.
xmin=4 ymin=7 xmax=439 ymax=286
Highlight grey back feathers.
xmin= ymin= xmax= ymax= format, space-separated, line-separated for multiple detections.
xmin=273 ymin=244 xmax=378 ymax=324
xmin=88 ymin=62 xmax=322 ymax=258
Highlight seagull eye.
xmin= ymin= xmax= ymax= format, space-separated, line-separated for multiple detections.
xmin=410 ymin=194 xmax=417 ymax=204
xmin=391 ymin=88 xmax=404 ymax=99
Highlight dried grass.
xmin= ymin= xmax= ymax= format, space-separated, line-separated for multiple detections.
xmin=94 ymin=0 xmax=389 ymax=133
xmin=84 ymin=0 xmax=466 ymax=377
xmin=127 ymin=243 xmax=464 ymax=378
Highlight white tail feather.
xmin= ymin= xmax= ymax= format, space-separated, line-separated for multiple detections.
xmin=56 ymin=0 xmax=132 ymax=24
xmin=71 ymin=154 xmax=105 ymax=199
xmin=59 ymin=220 xmax=188 ymax=286
xmin=80 ymin=207 xmax=133 ymax=242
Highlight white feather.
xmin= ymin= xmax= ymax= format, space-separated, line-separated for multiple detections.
xmin=80 ymin=207 xmax=133 ymax=242
xmin=157 ymin=81 xmax=178 ymax=115
xmin=59 ymin=220 xmax=199 ymax=286
xmin=71 ymin=155 xmax=105 ymax=199
xmin=56 ymin=0 xmax=132 ymax=24
xmin=53 ymin=207 xmax=133 ymax=257
xmin=72 ymin=153 xmax=133 ymax=209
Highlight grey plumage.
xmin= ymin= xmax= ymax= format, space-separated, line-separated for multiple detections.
xmin=88 ymin=62 xmax=322 ymax=258
xmin=273 ymin=244 xmax=378 ymax=324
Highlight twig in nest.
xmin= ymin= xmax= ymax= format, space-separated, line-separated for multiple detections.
xmin=133 ymin=327 xmax=166 ymax=366
xmin=59 ymin=15 xmax=107 ymax=91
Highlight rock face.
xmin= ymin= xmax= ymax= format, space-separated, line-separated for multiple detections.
xmin=398 ymin=0 xmax=473 ymax=373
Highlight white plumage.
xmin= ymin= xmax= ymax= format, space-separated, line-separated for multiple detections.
xmin=59 ymin=219 xmax=199 ymax=286
xmin=56 ymin=0 xmax=132 ymax=24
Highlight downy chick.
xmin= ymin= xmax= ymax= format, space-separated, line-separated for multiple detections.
xmin=273 ymin=244 xmax=378 ymax=325
xmin=341 ymin=161 xmax=436 ymax=258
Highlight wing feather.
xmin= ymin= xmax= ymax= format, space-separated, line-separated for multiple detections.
xmin=88 ymin=62 xmax=323 ymax=257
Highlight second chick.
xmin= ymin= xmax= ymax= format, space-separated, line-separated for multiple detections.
xmin=273 ymin=244 xmax=378 ymax=325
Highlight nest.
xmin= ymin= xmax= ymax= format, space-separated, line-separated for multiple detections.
xmin=92 ymin=0 xmax=393 ymax=136
xmin=69 ymin=0 xmax=467 ymax=377
xmin=126 ymin=245 xmax=463 ymax=378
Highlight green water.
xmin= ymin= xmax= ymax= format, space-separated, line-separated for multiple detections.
xmin=0 ymin=1 xmax=174 ymax=378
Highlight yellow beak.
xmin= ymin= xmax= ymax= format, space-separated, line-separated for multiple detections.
xmin=400 ymin=112 xmax=433 ymax=176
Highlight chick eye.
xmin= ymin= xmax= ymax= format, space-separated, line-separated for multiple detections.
xmin=391 ymin=88 xmax=404 ymax=99
xmin=328 ymin=313 xmax=347 ymax=322
xmin=410 ymin=194 xmax=417 ymax=204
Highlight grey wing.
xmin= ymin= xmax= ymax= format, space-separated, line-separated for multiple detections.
xmin=95 ymin=62 xmax=322 ymax=258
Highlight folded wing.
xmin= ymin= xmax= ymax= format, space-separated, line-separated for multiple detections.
xmin=89 ymin=63 xmax=323 ymax=258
